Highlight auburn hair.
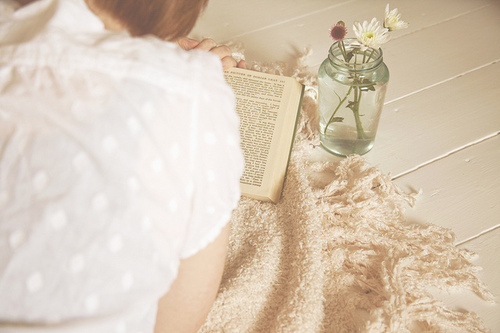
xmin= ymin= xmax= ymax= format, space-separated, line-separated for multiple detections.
xmin=88 ymin=0 xmax=209 ymax=40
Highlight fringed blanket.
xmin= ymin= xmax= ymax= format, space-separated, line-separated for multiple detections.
xmin=200 ymin=51 xmax=494 ymax=333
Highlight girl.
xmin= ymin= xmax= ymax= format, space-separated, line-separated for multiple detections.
xmin=0 ymin=0 xmax=245 ymax=332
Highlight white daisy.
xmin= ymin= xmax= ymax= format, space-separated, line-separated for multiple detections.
xmin=384 ymin=4 xmax=409 ymax=31
xmin=353 ymin=18 xmax=390 ymax=50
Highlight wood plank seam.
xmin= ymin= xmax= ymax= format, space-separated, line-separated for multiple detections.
xmin=385 ymin=59 xmax=500 ymax=105
xmin=225 ymin=0 xmax=356 ymax=41
xmin=391 ymin=131 xmax=500 ymax=181
xmin=456 ymin=224 xmax=500 ymax=247
xmin=388 ymin=3 xmax=492 ymax=42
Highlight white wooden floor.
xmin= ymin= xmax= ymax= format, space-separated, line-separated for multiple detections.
xmin=192 ymin=0 xmax=500 ymax=330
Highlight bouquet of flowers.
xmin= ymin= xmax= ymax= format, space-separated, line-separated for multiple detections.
xmin=323 ymin=4 xmax=408 ymax=140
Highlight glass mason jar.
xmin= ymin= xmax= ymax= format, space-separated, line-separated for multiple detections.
xmin=318 ymin=38 xmax=389 ymax=156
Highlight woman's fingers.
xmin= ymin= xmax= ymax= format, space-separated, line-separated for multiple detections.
xmin=220 ymin=56 xmax=237 ymax=70
xmin=176 ymin=37 xmax=200 ymax=50
xmin=177 ymin=37 xmax=246 ymax=70
xmin=237 ymin=60 xmax=246 ymax=69
xmin=204 ymin=44 xmax=232 ymax=60
xmin=193 ymin=38 xmax=218 ymax=51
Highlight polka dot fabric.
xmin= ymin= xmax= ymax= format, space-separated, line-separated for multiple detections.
xmin=0 ymin=0 xmax=244 ymax=331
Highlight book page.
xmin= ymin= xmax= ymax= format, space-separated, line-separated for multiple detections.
xmin=224 ymin=68 xmax=303 ymax=202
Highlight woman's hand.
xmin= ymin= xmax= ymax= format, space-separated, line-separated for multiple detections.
xmin=176 ymin=37 xmax=246 ymax=70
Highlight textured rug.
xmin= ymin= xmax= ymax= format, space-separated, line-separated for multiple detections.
xmin=199 ymin=51 xmax=494 ymax=333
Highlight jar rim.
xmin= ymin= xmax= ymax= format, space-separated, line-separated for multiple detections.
xmin=328 ymin=38 xmax=383 ymax=72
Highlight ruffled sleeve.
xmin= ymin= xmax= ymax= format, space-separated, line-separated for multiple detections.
xmin=179 ymin=53 xmax=244 ymax=259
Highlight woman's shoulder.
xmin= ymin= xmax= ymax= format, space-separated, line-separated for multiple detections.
xmin=92 ymin=34 xmax=230 ymax=95
xmin=1 ymin=0 xmax=229 ymax=96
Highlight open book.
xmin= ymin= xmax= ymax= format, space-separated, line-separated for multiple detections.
xmin=224 ymin=68 xmax=305 ymax=203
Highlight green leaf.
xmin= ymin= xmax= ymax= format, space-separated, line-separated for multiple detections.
xmin=345 ymin=51 xmax=354 ymax=62
xmin=334 ymin=90 xmax=342 ymax=103
xmin=330 ymin=117 xmax=344 ymax=123
xmin=346 ymin=101 xmax=358 ymax=110
xmin=360 ymin=78 xmax=376 ymax=92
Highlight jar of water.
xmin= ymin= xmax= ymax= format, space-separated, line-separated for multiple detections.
xmin=318 ymin=38 xmax=389 ymax=156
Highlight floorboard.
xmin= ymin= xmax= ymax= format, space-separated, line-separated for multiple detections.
xmin=393 ymin=135 xmax=500 ymax=244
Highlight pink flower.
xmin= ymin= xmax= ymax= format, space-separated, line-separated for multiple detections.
xmin=329 ymin=21 xmax=347 ymax=41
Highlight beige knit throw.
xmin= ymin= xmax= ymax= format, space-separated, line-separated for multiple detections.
xmin=200 ymin=51 xmax=495 ymax=333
